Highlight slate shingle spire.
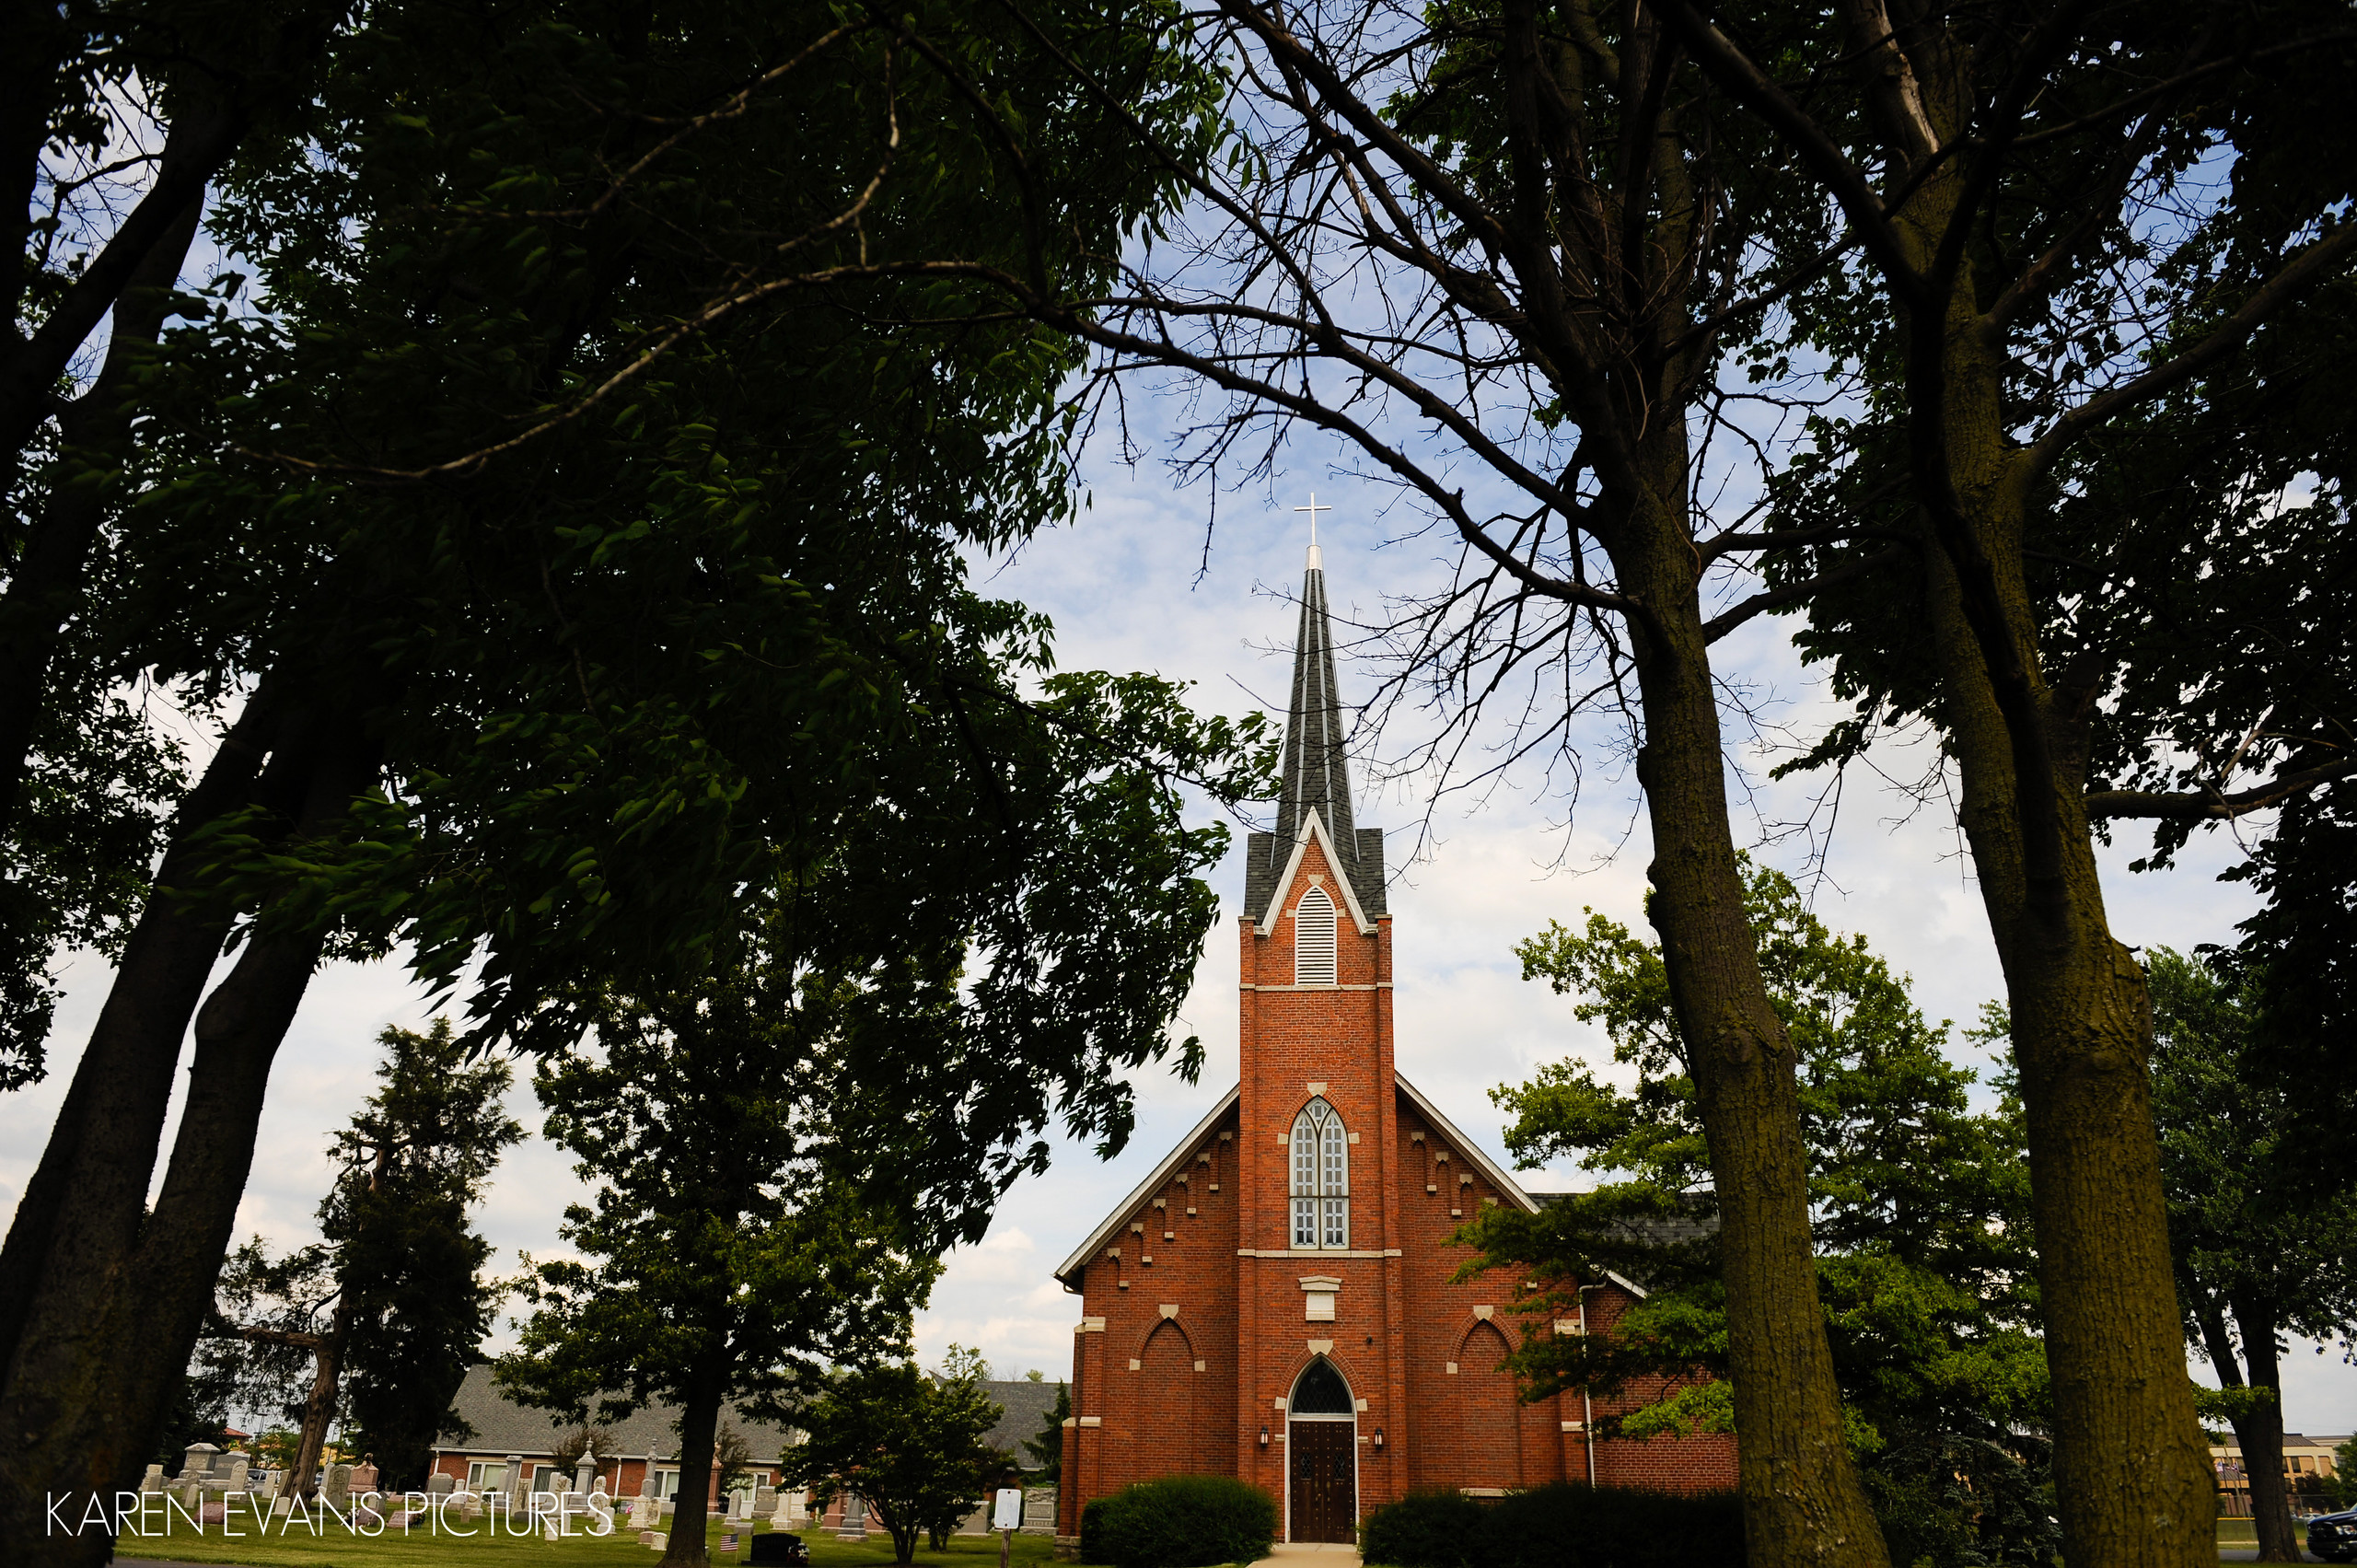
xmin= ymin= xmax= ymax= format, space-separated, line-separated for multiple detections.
xmin=1275 ymin=556 xmax=1354 ymax=855
xmin=1245 ymin=534 xmax=1386 ymax=923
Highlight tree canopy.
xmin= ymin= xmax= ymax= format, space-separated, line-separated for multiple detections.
xmin=779 ymin=1346 xmax=1007 ymax=1567
xmin=1468 ymin=862 xmax=2049 ymax=1568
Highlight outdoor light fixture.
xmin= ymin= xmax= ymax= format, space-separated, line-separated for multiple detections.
xmin=1373 ymin=1428 xmax=1386 ymax=1452
xmin=1259 ymin=1426 xmax=1270 ymax=1447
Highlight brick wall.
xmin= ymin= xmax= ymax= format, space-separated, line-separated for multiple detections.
xmin=1055 ymin=827 xmax=1733 ymax=1539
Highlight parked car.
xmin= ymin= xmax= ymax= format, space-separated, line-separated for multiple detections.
xmin=2306 ymin=1505 xmax=2357 ymax=1563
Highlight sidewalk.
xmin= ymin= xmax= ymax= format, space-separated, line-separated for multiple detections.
xmin=1257 ymin=1546 xmax=1362 ymax=1567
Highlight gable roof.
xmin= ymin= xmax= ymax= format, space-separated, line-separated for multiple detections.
xmin=980 ymin=1379 xmax=1065 ymax=1470
xmin=1395 ymin=1074 xmax=1540 ymax=1215
xmin=1053 ymin=1084 xmax=1241 ymax=1291
xmin=432 ymin=1365 xmax=800 ymax=1463
xmin=1256 ymin=807 xmax=1376 ymax=935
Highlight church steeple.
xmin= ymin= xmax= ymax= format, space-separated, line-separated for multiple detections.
xmin=1245 ymin=534 xmax=1385 ymax=924
xmin=1275 ymin=558 xmax=1355 ymax=855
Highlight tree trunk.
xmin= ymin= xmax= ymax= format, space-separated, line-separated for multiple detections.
xmin=1876 ymin=216 xmax=2213 ymax=1565
xmin=0 ymin=678 xmax=292 ymax=1380
xmin=1617 ymin=474 xmax=1891 ymax=1568
xmin=0 ymin=704 xmax=368 ymax=1567
xmin=284 ymin=1300 xmax=353 ymax=1502
xmin=2232 ymin=1297 xmax=2301 ymax=1562
xmin=663 ymin=1354 xmax=726 ymax=1568
xmin=0 ymin=163 xmax=204 ymax=837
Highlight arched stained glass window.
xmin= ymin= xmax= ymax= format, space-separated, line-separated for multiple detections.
xmin=1294 ymin=886 xmax=1337 ymax=984
xmin=1290 ymin=1357 xmax=1353 ymax=1414
xmin=1290 ymin=1097 xmax=1349 ymax=1249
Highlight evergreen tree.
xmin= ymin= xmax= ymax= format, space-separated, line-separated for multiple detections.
xmin=199 ymin=1020 xmax=519 ymax=1493
xmin=1022 ymin=1382 xmax=1070 ymax=1484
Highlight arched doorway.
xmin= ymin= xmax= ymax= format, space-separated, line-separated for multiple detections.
xmin=1287 ymin=1357 xmax=1356 ymax=1542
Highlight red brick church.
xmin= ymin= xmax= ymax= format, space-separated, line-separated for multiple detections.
xmin=1053 ymin=541 xmax=1735 ymax=1545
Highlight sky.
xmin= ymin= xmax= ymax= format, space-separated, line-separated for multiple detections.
xmin=6 ymin=431 xmax=2352 ymax=1435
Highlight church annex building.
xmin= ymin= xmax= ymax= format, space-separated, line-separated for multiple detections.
xmin=1052 ymin=544 xmax=1734 ymax=1545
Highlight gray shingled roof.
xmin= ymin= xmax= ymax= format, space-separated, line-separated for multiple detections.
xmin=435 ymin=1368 xmax=1067 ymax=1470
xmin=1244 ymin=562 xmax=1385 ymax=923
xmin=980 ymin=1379 xmax=1064 ymax=1471
xmin=434 ymin=1365 xmax=799 ymax=1463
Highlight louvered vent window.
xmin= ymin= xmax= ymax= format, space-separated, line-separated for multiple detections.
xmin=1294 ymin=885 xmax=1338 ymax=985
xmin=1290 ymin=1097 xmax=1349 ymax=1248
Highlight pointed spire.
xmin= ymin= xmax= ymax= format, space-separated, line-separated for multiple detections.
xmin=1241 ymin=522 xmax=1385 ymax=925
xmin=1275 ymin=559 xmax=1355 ymax=857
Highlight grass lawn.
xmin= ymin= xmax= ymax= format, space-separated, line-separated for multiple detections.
xmin=112 ymin=1515 xmax=1064 ymax=1568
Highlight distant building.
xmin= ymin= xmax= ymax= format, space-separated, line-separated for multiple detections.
xmin=2211 ymin=1433 xmax=2348 ymax=1517
xmin=427 ymin=1365 xmax=1063 ymax=1516
xmin=1052 ymin=548 xmax=1736 ymax=1549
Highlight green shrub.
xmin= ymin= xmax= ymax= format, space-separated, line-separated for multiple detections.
xmin=1085 ymin=1475 xmax=1280 ymax=1568
xmin=1358 ymin=1484 xmax=1743 ymax=1568
xmin=1081 ymin=1495 xmax=1117 ymax=1566
xmin=1358 ymin=1489 xmax=1488 ymax=1568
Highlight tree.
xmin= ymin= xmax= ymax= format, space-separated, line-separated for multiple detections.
xmin=502 ymin=935 xmax=958 ymax=1568
xmin=937 ymin=2 xmax=1914 ymax=1554
xmin=195 ymin=1019 xmax=519 ymax=1494
xmin=1466 ymin=860 xmax=2051 ymax=1568
xmin=2 ymin=3 xmax=348 ymax=1068
xmin=1652 ymin=7 xmax=2357 ymax=1558
xmin=0 ymin=5 xmax=1261 ymax=1557
xmin=2142 ymin=948 xmax=2357 ymax=1561
xmin=1022 ymin=1382 xmax=1070 ymax=1484
xmin=781 ymin=1347 xmax=1006 ymax=1567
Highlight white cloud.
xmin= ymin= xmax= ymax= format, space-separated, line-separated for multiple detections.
xmin=6 ymin=424 xmax=2340 ymax=1432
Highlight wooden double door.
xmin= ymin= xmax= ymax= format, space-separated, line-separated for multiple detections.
xmin=1289 ymin=1421 xmax=1356 ymax=1542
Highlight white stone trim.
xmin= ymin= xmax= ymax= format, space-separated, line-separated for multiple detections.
xmin=1255 ymin=808 xmax=1376 ymax=935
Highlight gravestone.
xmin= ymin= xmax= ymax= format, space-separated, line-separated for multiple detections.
xmin=427 ymin=1472 xmax=455 ymax=1495
xmin=838 ymin=1493 xmax=867 ymax=1540
xmin=139 ymin=1464 xmax=164 ymax=1494
xmin=349 ymin=1459 xmax=378 ymax=1495
xmin=575 ymin=1452 xmax=598 ymax=1494
xmin=225 ymin=1453 xmax=250 ymax=1494
xmin=322 ymin=1462 xmax=353 ymax=1512
xmin=753 ymin=1486 xmax=777 ymax=1519
xmin=177 ymin=1442 xmax=218 ymax=1485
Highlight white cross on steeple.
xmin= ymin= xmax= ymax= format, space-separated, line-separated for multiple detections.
xmin=1295 ymin=493 xmax=1332 ymax=569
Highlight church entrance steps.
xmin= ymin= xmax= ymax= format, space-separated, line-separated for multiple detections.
xmin=1258 ymin=1543 xmax=1364 ymax=1566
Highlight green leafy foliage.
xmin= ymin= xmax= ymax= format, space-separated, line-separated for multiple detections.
xmin=1464 ymin=861 xmax=2049 ymax=1567
xmin=780 ymin=1346 xmax=1006 ymax=1566
xmin=116 ymin=0 xmax=1271 ymax=1184
xmin=1358 ymin=1485 xmax=1743 ymax=1568
xmin=2142 ymin=947 xmax=2357 ymax=1543
xmin=1077 ymin=1475 xmax=1277 ymax=1568
xmin=500 ymin=937 xmax=942 ymax=1469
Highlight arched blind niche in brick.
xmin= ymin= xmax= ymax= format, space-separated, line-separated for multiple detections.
xmin=1294 ymin=885 xmax=1338 ymax=984
xmin=1290 ymin=1097 xmax=1349 ymax=1248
